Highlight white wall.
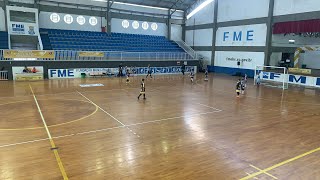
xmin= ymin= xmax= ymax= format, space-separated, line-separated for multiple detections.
xmin=185 ymin=29 xmax=213 ymax=47
xmin=300 ymin=51 xmax=320 ymax=69
xmin=197 ymin=51 xmax=212 ymax=66
xmin=185 ymin=30 xmax=194 ymax=46
xmin=270 ymin=52 xmax=282 ymax=66
xmin=171 ymin=24 xmax=182 ymax=41
xmin=111 ymin=18 xmax=167 ymax=36
xmin=216 ymin=24 xmax=267 ymax=46
xmin=0 ymin=8 xmax=5 ymax=31
xmin=274 ymin=0 xmax=320 ymax=16
xmin=39 ymin=12 xmax=103 ymax=32
xmin=186 ymin=1 xmax=214 ymax=26
xmin=9 ymin=0 xmax=34 ymax=3
xmin=215 ymin=51 xmax=265 ymax=69
xmin=218 ymin=0 xmax=269 ymax=22
xmin=272 ymin=34 xmax=320 ymax=47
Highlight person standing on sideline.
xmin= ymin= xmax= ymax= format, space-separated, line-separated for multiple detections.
xmin=138 ymin=79 xmax=146 ymax=100
xmin=181 ymin=63 xmax=185 ymax=75
xmin=146 ymin=65 xmax=152 ymax=79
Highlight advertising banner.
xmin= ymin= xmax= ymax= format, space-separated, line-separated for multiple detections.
xmin=4 ymin=50 xmax=54 ymax=59
xmin=48 ymin=66 xmax=196 ymax=79
xmin=215 ymin=51 xmax=265 ymax=70
xmin=9 ymin=22 xmax=39 ymax=36
xmin=12 ymin=66 xmax=44 ymax=81
xmin=79 ymin=51 xmax=104 ymax=57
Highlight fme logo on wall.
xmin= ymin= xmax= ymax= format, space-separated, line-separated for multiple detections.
xmin=12 ymin=24 xmax=25 ymax=34
xmin=223 ymin=30 xmax=254 ymax=42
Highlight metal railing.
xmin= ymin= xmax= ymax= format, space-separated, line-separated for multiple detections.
xmin=0 ymin=71 xmax=8 ymax=80
xmin=0 ymin=49 xmax=196 ymax=61
xmin=174 ymin=39 xmax=198 ymax=59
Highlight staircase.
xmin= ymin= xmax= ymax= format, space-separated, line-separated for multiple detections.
xmin=174 ymin=39 xmax=198 ymax=59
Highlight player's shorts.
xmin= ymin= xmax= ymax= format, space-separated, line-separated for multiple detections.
xmin=236 ymin=89 xmax=240 ymax=93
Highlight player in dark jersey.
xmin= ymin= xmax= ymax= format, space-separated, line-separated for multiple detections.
xmin=236 ymin=79 xmax=241 ymax=97
xmin=204 ymin=69 xmax=208 ymax=81
xmin=190 ymin=71 xmax=194 ymax=83
xmin=138 ymin=79 xmax=146 ymax=100
xmin=146 ymin=65 xmax=152 ymax=79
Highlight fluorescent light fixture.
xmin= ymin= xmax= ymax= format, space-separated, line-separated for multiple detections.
xmin=187 ymin=0 xmax=214 ymax=19
xmin=289 ymin=39 xmax=295 ymax=44
xmin=91 ymin=0 xmax=184 ymax=12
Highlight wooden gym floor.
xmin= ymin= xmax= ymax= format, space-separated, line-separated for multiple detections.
xmin=0 ymin=73 xmax=319 ymax=180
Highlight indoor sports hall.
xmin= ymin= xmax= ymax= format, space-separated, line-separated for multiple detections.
xmin=0 ymin=0 xmax=319 ymax=179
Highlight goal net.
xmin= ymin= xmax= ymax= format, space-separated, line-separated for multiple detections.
xmin=254 ymin=65 xmax=289 ymax=90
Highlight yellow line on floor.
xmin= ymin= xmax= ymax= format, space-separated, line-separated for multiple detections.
xmin=29 ymin=84 xmax=69 ymax=180
xmin=249 ymin=164 xmax=278 ymax=179
xmin=240 ymin=147 xmax=320 ymax=180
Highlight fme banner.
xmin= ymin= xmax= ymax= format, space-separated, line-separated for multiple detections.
xmin=216 ymin=24 xmax=267 ymax=46
xmin=261 ymin=72 xmax=320 ymax=88
xmin=48 ymin=66 xmax=195 ymax=79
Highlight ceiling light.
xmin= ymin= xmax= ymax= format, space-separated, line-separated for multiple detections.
xmin=91 ymin=0 xmax=184 ymax=12
xmin=187 ymin=0 xmax=214 ymax=19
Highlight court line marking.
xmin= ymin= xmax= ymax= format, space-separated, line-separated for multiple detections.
xmin=77 ymin=91 xmax=141 ymax=138
xmin=240 ymin=146 xmax=320 ymax=180
xmin=245 ymin=172 xmax=258 ymax=179
xmin=249 ymin=164 xmax=278 ymax=179
xmin=197 ymin=103 xmax=223 ymax=112
xmin=125 ymin=111 xmax=220 ymax=127
xmin=0 ymin=110 xmax=221 ymax=149
xmin=0 ymin=138 xmax=49 ymax=148
xmin=29 ymin=84 xmax=69 ymax=180
xmin=0 ymin=98 xmax=99 ymax=131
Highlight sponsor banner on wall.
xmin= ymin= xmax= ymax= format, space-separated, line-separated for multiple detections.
xmin=12 ymin=66 xmax=44 ymax=81
xmin=261 ymin=71 xmax=320 ymax=88
xmin=9 ymin=22 xmax=39 ymax=36
xmin=48 ymin=66 xmax=196 ymax=79
xmin=79 ymin=51 xmax=104 ymax=57
xmin=215 ymin=51 xmax=265 ymax=70
xmin=216 ymin=24 xmax=267 ymax=46
xmin=4 ymin=50 xmax=54 ymax=59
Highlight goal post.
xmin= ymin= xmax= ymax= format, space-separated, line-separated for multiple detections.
xmin=254 ymin=65 xmax=288 ymax=90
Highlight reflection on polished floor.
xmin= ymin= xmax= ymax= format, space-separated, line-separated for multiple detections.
xmin=0 ymin=74 xmax=319 ymax=180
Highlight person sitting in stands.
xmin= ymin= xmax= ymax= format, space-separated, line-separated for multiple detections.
xmin=32 ymin=67 xmax=37 ymax=73
xmin=23 ymin=66 xmax=29 ymax=73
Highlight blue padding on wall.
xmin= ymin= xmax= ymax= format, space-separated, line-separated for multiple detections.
xmin=207 ymin=66 xmax=254 ymax=78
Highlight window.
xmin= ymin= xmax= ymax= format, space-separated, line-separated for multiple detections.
xmin=89 ymin=17 xmax=98 ymax=26
xmin=122 ymin=20 xmax=129 ymax=28
xmin=151 ymin=23 xmax=158 ymax=31
xmin=64 ymin=14 xmax=73 ymax=24
xmin=132 ymin=21 xmax=139 ymax=29
xmin=142 ymin=22 xmax=149 ymax=30
xmin=50 ymin=13 xmax=60 ymax=23
xmin=77 ymin=16 xmax=86 ymax=25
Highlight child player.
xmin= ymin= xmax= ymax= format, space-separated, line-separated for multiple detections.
xmin=204 ymin=69 xmax=208 ymax=81
xmin=236 ymin=79 xmax=241 ymax=98
xmin=138 ymin=79 xmax=146 ymax=100
xmin=126 ymin=68 xmax=130 ymax=84
xmin=146 ymin=65 xmax=152 ymax=79
xmin=190 ymin=71 xmax=194 ymax=83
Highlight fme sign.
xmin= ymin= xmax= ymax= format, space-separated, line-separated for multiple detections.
xmin=11 ymin=24 xmax=25 ymax=34
xmin=223 ymin=30 xmax=254 ymax=42
xmin=49 ymin=69 xmax=75 ymax=78
xmin=216 ymin=24 xmax=267 ymax=46
xmin=262 ymin=72 xmax=320 ymax=87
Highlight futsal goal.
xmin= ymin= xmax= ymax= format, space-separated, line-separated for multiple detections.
xmin=254 ymin=65 xmax=289 ymax=90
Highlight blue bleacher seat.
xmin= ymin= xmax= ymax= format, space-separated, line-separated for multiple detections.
xmin=39 ymin=28 xmax=185 ymax=53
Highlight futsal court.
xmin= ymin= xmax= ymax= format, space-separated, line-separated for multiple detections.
xmin=0 ymin=74 xmax=319 ymax=179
